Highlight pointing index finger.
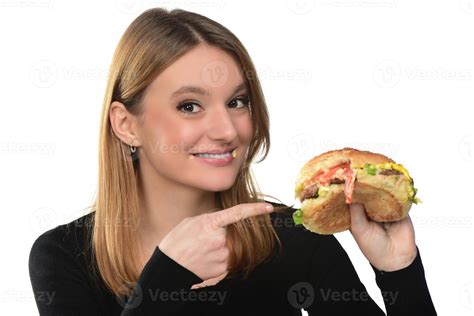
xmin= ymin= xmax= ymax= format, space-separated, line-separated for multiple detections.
xmin=212 ymin=203 xmax=274 ymax=228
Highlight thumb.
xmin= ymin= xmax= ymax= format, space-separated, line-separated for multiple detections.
xmin=190 ymin=271 xmax=228 ymax=290
xmin=349 ymin=203 xmax=369 ymax=235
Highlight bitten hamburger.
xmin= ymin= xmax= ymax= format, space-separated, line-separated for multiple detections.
xmin=292 ymin=147 xmax=421 ymax=234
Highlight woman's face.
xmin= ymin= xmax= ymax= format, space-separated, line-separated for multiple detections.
xmin=135 ymin=44 xmax=253 ymax=192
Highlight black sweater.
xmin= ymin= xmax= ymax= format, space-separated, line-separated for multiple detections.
xmin=28 ymin=201 xmax=437 ymax=315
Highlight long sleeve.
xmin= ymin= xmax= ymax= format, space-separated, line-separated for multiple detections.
xmin=29 ymin=228 xmax=204 ymax=316
xmin=306 ymin=235 xmax=437 ymax=315
xmin=28 ymin=209 xmax=437 ymax=315
xmin=120 ymin=246 xmax=203 ymax=315
xmin=370 ymin=247 xmax=437 ymax=315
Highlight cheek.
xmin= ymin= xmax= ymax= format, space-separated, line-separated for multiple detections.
xmin=149 ymin=119 xmax=198 ymax=155
xmin=140 ymin=109 xmax=194 ymax=156
xmin=237 ymin=116 xmax=253 ymax=144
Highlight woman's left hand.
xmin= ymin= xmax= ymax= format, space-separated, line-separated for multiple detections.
xmin=349 ymin=203 xmax=418 ymax=272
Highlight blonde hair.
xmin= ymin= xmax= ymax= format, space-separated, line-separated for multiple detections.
xmin=87 ymin=7 xmax=292 ymax=297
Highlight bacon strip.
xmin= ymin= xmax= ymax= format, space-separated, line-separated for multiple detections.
xmin=343 ymin=167 xmax=356 ymax=204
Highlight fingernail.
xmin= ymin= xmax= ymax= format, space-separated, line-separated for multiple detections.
xmin=265 ymin=204 xmax=274 ymax=211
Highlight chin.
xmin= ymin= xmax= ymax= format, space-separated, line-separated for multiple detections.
xmin=201 ymin=181 xmax=235 ymax=193
xmin=194 ymin=175 xmax=237 ymax=192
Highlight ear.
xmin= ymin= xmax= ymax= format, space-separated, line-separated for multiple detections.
xmin=109 ymin=101 xmax=142 ymax=147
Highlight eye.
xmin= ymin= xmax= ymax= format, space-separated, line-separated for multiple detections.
xmin=228 ymin=95 xmax=250 ymax=109
xmin=176 ymin=101 xmax=202 ymax=115
xmin=176 ymin=95 xmax=251 ymax=116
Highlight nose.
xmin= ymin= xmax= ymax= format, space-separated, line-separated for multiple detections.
xmin=206 ymin=105 xmax=238 ymax=142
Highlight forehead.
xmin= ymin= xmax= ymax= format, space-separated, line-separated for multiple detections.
xmin=148 ymin=44 xmax=245 ymax=95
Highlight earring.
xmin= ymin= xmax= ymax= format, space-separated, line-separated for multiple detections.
xmin=129 ymin=145 xmax=136 ymax=154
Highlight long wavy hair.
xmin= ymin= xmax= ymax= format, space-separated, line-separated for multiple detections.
xmin=86 ymin=7 xmax=293 ymax=297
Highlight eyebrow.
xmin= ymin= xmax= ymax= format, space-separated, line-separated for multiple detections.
xmin=170 ymin=82 xmax=247 ymax=100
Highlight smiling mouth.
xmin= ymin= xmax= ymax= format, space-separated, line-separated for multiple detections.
xmin=191 ymin=148 xmax=237 ymax=159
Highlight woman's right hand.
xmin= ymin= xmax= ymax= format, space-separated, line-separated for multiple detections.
xmin=158 ymin=202 xmax=274 ymax=281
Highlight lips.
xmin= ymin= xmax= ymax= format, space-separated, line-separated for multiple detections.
xmin=191 ymin=149 xmax=236 ymax=167
xmin=193 ymin=149 xmax=237 ymax=158
xmin=192 ymin=147 xmax=237 ymax=155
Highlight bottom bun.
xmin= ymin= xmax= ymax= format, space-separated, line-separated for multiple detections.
xmin=301 ymin=186 xmax=351 ymax=234
xmin=301 ymin=181 xmax=411 ymax=234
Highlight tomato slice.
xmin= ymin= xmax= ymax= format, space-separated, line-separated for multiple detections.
xmin=314 ymin=162 xmax=356 ymax=203
xmin=318 ymin=163 xmax=349 ymax=185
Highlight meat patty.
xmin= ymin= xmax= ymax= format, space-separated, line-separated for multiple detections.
xmin=379 ymin=169 xmax=403 ymax=176
xmin=329 ymin=178 xmax=345 ymax=185
xmin=300 ymin=183 xmax=318 ymax=201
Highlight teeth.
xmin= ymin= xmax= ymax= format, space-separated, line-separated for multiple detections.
xmin=195 ymin=152 xmax=231 ymax=159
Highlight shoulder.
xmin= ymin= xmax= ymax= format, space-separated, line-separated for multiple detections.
xmin=29 ymin=211 xmax=95 ymax=270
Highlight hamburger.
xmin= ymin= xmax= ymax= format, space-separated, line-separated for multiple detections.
xmin=292 ymin=147 xmax=421 ymax=234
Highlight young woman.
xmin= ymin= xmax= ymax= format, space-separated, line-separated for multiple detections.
xmin=28 ymin=8 xmax=436 ymax=315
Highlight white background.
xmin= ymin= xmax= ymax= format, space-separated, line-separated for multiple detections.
xmin=1 ymin=0 xmax=473 ymax=315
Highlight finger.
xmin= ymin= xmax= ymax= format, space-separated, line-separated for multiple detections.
xmin=190 ymin=271 xmax=228 ymax=290
xmin=349 ymin=203 xmax=370 ymax=236
xmin=209 ymin=270 xmax=229 ymax=283
xmin=212 ymin=203 xmax=274 ymax=227
xmin=387 ymin=214 xmax=416 ymax=240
